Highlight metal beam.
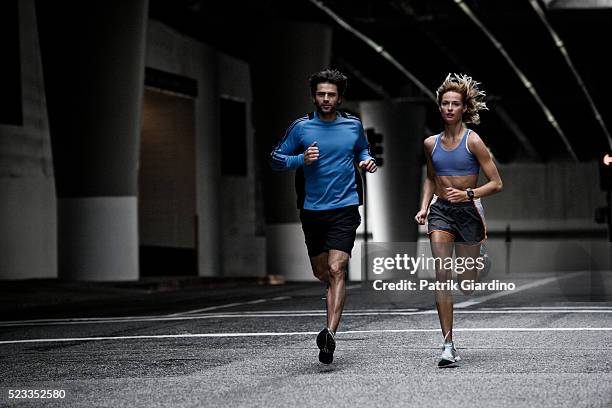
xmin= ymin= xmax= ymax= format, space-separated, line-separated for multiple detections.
xmin=335 ymin=57 xmax=393 ymax=100
xmin=528 ymin=0 xmax=612 ymax=150
xmin=307 ymin=0 xmax=435 ymax=102
xmin=544 ymin=0 xmax=612 ymax=9
xmin=313 ymin=0 xmax=541 ymax=161
xmin=391 ymin=0 xmax=544 ymax=161
xmin=453 ymin=0 xmax=578 ymax=162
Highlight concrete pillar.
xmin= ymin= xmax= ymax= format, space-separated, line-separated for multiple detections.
xmin=36 ymin=0 xmax=148 ymax=280
xmin=360 ymin=101 xmax=426 ymax=242
xmin=358 ymin=101 xmax=426 ymax=280
xmin=251 ymin=22 xmax=332 ymax=280
xmin=0 ymin=0 xmax=57 ymax=280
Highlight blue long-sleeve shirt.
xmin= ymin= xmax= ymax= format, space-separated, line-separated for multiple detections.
xmin=270 ymin=111 xmax=374 ymax=211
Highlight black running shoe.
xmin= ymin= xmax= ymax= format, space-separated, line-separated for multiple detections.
xmin=316 ymin=328 xmax=336 ymax=364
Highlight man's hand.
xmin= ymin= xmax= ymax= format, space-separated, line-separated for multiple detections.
xmin=414 ymin=209 xmax=427 ymax=225
xmin=359 ymin=159 xmax=377 ymax=173
xmin=304 ymin=142 xmax=319 ymax=165
xmin=445 ymin=187 xmax=469 ymax=203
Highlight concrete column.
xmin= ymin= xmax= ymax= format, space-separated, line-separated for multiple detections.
xmin=251 ymin=22 xmax=332 ymax=280
xmin=36 ymin=0 xmax=148 ymax=280
xmin=0 ymin=0 xmax=57 ymax=280
xmin=360 ymin=101 xmax=426 ymax=242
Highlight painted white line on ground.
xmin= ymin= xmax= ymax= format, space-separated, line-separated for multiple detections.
xmin=346 ymin=284 xmax=362 ymax=290
xmin=1 ymin=309 xmax=611 ymax=327
xmin=218 ymin=308 xmax=420 ymax=314
xmin=166 ymin=302 xmax=242 ymax=315
xmin=2 ymin=327 xmax=611 ymax=345
xmin=448 ymin=310 xmax=612 ymax=314
xmin=246 ymin=299 xmax=267 ymax=304
xmin=481 ymin=306 xmax=612 ymax=310
xmin=454 ymin=271 xmax=587 ymax=308
xmin=0 ymin=308 xmax=417 ymax=326
xmin=166 ymin=296 xmax=292 ymax=316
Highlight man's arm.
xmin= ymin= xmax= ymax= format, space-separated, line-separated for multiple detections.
xmin=270 ymin=121 xmax=305 ymax=171
xmin=355 ymin=125 xmax=377 ymax=173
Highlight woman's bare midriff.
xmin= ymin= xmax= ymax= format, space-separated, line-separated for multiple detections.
xmin=434 ymin=174 xmax=478 ymax=200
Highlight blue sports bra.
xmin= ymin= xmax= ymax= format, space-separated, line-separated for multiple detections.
xmin=431 ymin=129 xmax=480 ymax=176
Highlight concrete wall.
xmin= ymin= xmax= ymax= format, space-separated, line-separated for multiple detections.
xmin=477 ymin=162 xmax=605 ymax=233
xmin=217 ymin=54 xmax=266 ymax=277
xmin=146 ymin=20 xmax=221 ymax=277
xmin=1 ymin=16 xmax=267 ymax=280
xmin=146 ymin=20 xmax=266 ymax=278
xmin=0 ymin=0 xmax=56 ymax=280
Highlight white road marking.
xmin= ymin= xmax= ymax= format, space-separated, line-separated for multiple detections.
xmin=230 ymin=308 xmax=420 ymax=313
xmin=246 ymin=299 xmax=267 ymax=304
xmin=480 ymin=306 xmax=612 ymax=310
xmin=167 ymin=302 xmax=243 ymax=315
xmin=445 ymin=310 xmax=612 ymax=314
xmin=0 ymin=308 xmax=610 ymax=327
xmin=454 ymin=271 xmax=587 ymax=308
xmin=166 ymin=296 xmax=292 ymax=316
xmin=1 ymin=327 xmax=611 ymax=345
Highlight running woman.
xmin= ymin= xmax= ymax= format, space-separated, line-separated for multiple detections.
xmin=414 ymin=73 xmax=503 ymax=367
xmin=270 ymin=69 xmax=377 ymax=364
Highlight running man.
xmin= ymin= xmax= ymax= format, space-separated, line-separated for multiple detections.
xmin=270 ymin=69 xmax=377 ymax=364
xmin=414 ymin=73 xmax=503 ymax=367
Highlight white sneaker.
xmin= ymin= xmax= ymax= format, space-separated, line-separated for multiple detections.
xmin=438 ymin=341 xmax=461 ymax=367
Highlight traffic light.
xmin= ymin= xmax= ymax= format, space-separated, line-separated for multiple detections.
xmin=597 ymin=150 xmax=612 ymax=242
xmin=366 ymin=128 xmax=384 ymax=167
xmin=599 ymin=150 xmax=612 ymax=191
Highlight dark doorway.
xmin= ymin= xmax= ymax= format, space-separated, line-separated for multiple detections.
xmin=139 ymin=88 xmax=197 ymax=276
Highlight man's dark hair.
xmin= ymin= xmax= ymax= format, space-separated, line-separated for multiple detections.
xmin=309 ymin=69 xmax=348 ymax=98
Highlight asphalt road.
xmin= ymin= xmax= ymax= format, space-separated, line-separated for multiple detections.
xmin=1 ymin=271 xmax=611 ymax=407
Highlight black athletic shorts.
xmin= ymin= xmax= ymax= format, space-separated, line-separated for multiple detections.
xmin=427 ymin=197 xmax=486 ymax=244
xmin=299 ymin=205 xmax=361 ymax=257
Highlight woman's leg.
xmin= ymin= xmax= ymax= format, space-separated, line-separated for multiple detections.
xmin=430 ymin=231 xmax=455 ymax=341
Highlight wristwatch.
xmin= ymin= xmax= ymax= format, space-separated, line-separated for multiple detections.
xmin=466 ymin=188 xmax=475 ymax=200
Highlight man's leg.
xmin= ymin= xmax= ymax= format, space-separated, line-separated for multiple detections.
xmin=309 ymin=249 xmax=348 ymax=331
xmin=326 ymin=249 xmax=349 ymax=333
xmin=309 ymin=252 xmax=330 ymax=284
xmin=314 ymin=249 xmax=348 ymax=364
xmin=311 ymin=205 xmax=358 ymax=364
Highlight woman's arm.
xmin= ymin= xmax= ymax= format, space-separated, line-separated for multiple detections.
xmin=469 ymin=132 xmax=503 ymax=199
